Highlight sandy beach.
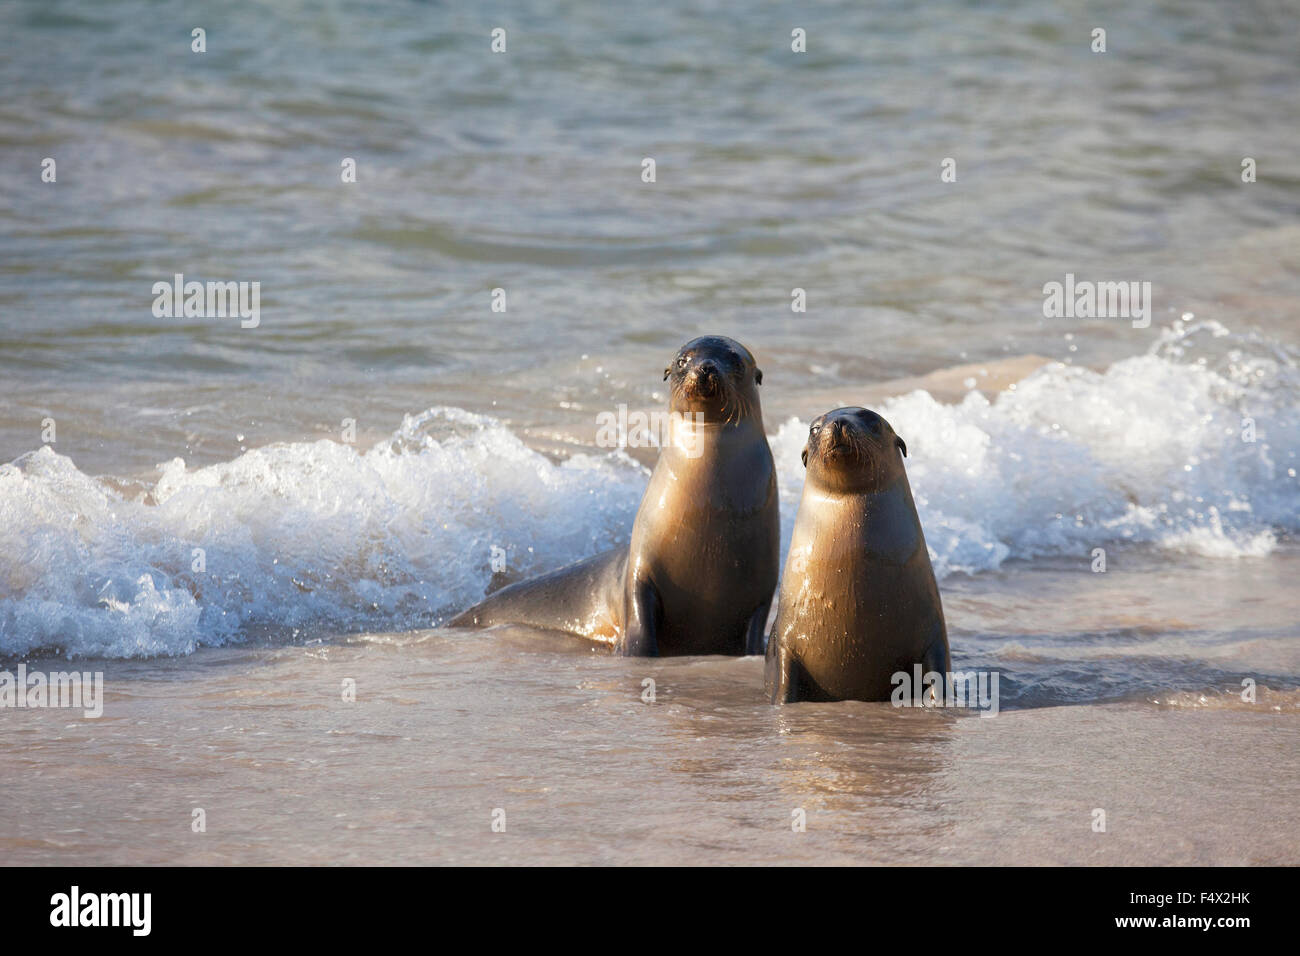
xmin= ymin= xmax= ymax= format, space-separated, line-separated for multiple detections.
xmin=2 ymin=0 xmax=1297 ymax=867
xmin=4 ymin=627 xmax=1296 ymax=866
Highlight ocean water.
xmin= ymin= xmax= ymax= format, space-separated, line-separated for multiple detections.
xmin=1 ymin=0 xmax=1298 ymax=864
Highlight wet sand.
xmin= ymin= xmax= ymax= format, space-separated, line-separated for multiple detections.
xmin=3 ymin=629 xmax=1295 ymax=866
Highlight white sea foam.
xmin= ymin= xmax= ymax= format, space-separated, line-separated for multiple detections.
xmin=774 ymin=320 xmax=1298 ymax=577
xmin=2 ymin=323 xmax=1295 ymax=658
xmin=0 ymin=408 xmax=647 ymax=658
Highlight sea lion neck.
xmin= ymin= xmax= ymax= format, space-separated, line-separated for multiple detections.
xmin=667 ymin=388 xmax=763 ymax=429
xmin=666 ymin=402 xmax=765 ymax=447
xmin=804 ymin=466 xmax=904 ymax=500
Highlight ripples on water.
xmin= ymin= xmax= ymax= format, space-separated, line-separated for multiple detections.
xmin=3 ymin=1 xmax=1299 ymax=424
xmin=2 ymin=1 xmax=1299 ymax=868
xmin=0 ymin=1 xmax=1297 ymax=697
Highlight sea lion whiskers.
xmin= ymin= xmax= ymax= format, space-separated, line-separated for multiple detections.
xmin=719 ymin=387 xmax=756 ymax=427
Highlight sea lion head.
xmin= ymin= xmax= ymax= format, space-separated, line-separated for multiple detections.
xmin=663 ymin=335 xmax=763 ymax=424
xmin=801 ymin=406 xmax=908 ymax=494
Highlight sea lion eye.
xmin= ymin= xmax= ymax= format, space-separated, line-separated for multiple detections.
xmin=677 ymin=356 xmax=688 ymax=368
xmin=809 ymin=423 xmax=821 ymax=436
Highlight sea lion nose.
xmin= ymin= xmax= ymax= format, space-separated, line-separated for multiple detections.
xmin=689 ymin=361 xmax=720 ymax=392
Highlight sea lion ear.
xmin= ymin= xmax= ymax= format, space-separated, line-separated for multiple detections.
xmin=663 ymin=366 xmax=671 ymax=381
xmin=755 ymin=368 xmax=763 ymax=386
xmin=895 ymin=435 xmax=907 ymax=458
xmin=800 ymin=445 xmax=808 ymax=468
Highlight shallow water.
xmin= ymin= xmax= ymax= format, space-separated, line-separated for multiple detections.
xmin=4 ymin=631 xmax=1297 ymax=865
xmin=1 ymin=0 xmax=1298 ymax=863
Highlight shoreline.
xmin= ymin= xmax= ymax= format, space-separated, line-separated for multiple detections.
xmin=2 ymin=637 xmax=1295 ymax=866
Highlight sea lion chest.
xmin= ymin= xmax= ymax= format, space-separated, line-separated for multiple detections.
xmin=627 ymin=437 xmax=779 ymax=648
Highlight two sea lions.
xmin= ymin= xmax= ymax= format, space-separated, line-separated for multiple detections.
xmin=449 ymin=336 xmax=780 ymax=657
xmin=765 ymin=407 xmax=951 ymax=703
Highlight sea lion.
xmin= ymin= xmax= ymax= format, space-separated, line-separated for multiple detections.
xmin=449 ymin=335 xmax=780 ymax=656
xmin=765 ymin=406 xmax=950 ymax=703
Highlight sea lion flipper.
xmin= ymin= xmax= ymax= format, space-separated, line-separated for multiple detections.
xmin=920 ymin=620 xmax=951 ymax=676
xmin=765 ymin=636 xmax=799 ymax=704
xmin=619 ymin=577 xmax=662 ymax=657
xmin=744 ymin=600 xmax=771 ymax=656
xmin=447 ymin=548 xmax=624 ymax=635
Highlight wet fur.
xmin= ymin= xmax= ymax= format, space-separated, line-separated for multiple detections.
xmin=766 ymin=407 xmax=950 ymax=702
xmin=450 ymin=336 xmax=780 ymax=657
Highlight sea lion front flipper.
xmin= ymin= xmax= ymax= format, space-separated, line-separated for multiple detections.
xmin=919 ymin=619 xmax=951 ymax=677
xmin=619 ymin=576 xmax=662 ymax=657
xmin=744 ymin=600 xmax=771 ymax=656
xmin=765 ymin=636 xmax=802 ymax=704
